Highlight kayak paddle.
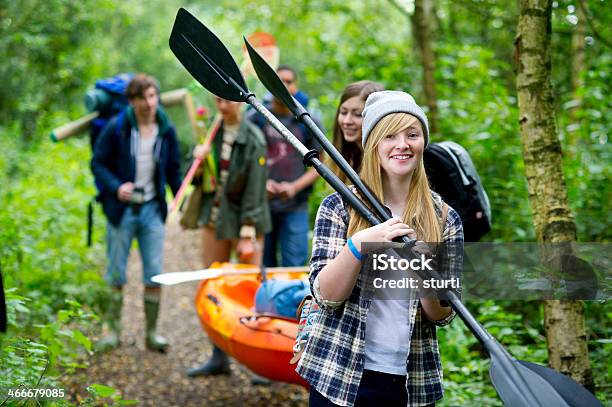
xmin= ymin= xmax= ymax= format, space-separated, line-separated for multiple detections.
xmin=151 ymin=265 xmax=308 ymax=286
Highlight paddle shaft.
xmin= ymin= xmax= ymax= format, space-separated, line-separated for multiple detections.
xmin=169 ymin=157 xmax=201 ymax=214
xmin=245 ymin=95 xmax=515 ymax=350
xmin=447 ymin=290 xmax=552 ymax=406
xmin=234 ymin=29 xmax=514 ymax=357
xmin=246 ymin=95 xmax=383 ymax=226
xmin=152 ymin=265 xmax=309 ymax=285
xmin=51 ymin=88 xmax=193 ymax=142
xmin=243 ymin=40 xmax=393 ymax=227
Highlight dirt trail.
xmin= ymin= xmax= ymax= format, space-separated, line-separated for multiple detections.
xmin=77 ymin=222 xmax=308 ymax=406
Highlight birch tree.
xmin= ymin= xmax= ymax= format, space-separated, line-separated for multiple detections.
xmin=514 ymin=0 xmax=594 ymax=389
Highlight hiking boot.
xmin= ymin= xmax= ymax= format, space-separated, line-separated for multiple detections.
xmin=250 ymin=371 xmax=271 ymax=386
xmin=95 ymin=290 xmax=122 ymax=352
xmin=186 ymin=345 xmax=231 ymax=377
xmin=144 ymin=293 xmax=169 ymax=353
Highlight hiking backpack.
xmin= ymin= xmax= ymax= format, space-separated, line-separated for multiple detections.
xmin=84 ymin=73 xmax=133 ymax=246
xmin=424 ymin=141 xmax=491 ymax=242
xmin=84 ymin=73 xmax=133 ymax=149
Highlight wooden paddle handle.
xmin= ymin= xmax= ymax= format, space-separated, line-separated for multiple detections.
xmin=50 ymin=88 xmax=191 ymax=142
xmin=50 ymin=111 xmax=99 ymax=142
xmin=160 ymin=88 xmax=188 ymax=105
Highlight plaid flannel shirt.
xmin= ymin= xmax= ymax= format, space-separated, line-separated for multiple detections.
xmin=296 ymin=191 xmax=463 ymax=407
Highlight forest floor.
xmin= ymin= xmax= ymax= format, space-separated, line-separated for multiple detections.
xmin=69 ymin=222 xmax=308 ymax=406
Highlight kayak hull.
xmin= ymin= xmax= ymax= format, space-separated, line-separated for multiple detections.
xmin=195 ymin=263 xmax=308 ymax=386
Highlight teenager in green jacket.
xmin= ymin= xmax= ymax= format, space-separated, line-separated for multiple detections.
xmin=187 ymin=96 xmax=271 ymax=377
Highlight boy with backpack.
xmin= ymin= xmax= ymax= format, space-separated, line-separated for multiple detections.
xmin=91 ymin=73 xmax=182 ymax=352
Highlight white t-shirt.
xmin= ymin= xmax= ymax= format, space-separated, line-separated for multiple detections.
xmin=364 ymin=209 xmax=418 ymax=376
xmin=133 ymin=125 xmax=158 ymax=202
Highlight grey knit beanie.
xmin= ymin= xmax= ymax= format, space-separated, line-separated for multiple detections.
xmin=361 ymin=90 xmax=429 ymax=148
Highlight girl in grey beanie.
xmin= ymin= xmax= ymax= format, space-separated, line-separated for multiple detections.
xmin=299 ymin=90 xmax=463 ymax=406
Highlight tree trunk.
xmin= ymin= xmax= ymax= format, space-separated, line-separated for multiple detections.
xmin=411 ymin=0 xmax=438 ymax=135
xmin=515 ymin=0 xmax=593 ymax=390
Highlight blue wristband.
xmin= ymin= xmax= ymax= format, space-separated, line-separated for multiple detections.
xmin=347 ymin=237 xmax=362 ymax=261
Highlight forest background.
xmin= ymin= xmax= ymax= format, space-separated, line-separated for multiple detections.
xmin=0 ymin=0 xmax=609 ymax=405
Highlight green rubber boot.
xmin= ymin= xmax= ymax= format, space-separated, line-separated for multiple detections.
xmin=144 ymin=293 xmax=168 ymax=353
xmin=95 ymin=290 xmax=122 ymax=352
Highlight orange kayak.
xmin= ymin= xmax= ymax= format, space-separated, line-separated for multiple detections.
xmin=194 ymin=262 xmax=308 ymax=386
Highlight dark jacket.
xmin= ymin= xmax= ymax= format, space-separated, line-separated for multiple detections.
xmin=198 ymin=118 xmax=271 ymax=239
xmin=91 ymin=106 xmax=182 ymax=226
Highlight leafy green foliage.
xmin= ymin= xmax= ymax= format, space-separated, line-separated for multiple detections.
xmin=84 ymin=384 xmax=138 ymax=405
xmin=435 ymin=43 xmax=532 ymax=241
xmin=0 ymin=133 xmax=109 ymax=315
xmin=584 ymin=301 xmax=612 ymax=403
xmin=1 ymin=1 xmax=117 ymax=139
xmin=0 ymin=127 xmax=110 ymax=404
xmin=0 ymin=290 xmax=95 ymax=407
xmin=559 ymin=51 xmax=611 ymax=242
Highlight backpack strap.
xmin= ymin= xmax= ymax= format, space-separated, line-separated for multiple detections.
xmin=115 ymin=111 xmax=126 ymax=138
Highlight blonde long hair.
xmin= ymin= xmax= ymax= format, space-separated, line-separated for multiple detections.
xmin=347 ymin=113 xmax=442 ymax=242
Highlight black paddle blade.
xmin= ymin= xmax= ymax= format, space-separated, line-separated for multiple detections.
xmin=170 ymin=8 xmax=248 ymax=102
xmin=244 ymin=38 xmax=301 ymax=113
xmin=490 ymin=356 xmax=568 ymax=406
xmin=518 ymin=361 xmax=603 ymax=407
xmin=485 ymin=335 xmax=602 ymax=406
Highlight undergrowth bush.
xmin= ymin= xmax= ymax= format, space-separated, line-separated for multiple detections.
xmin=0 ymin=127 xmax=116 ymax=405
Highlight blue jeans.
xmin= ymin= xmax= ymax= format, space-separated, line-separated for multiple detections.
xmin=105 ymin=201 xmax=165 ymax=287
xmin=263 ymin=210 xmax=309 ymax=267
